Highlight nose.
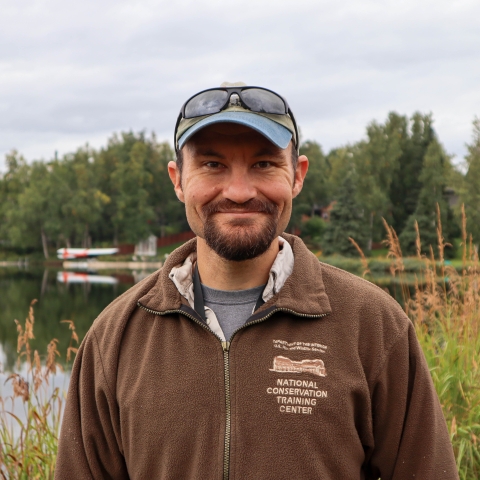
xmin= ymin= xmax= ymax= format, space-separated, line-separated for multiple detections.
xmin=222 ymin=167 xmax=257 ymax=204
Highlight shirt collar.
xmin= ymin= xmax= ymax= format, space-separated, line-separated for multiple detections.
xmin=168 ymin=236 xmax=294 ymax=309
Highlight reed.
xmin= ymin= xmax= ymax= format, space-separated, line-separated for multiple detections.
xmin=0 ymin=301 xmax=77 ymax=479
xmin=382 ymin=204 xmax=480 ymax=479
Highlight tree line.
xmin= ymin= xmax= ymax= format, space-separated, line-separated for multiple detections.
xmin=295 ymin=113 xmax=480 ymax=257
xmin=1 ymin=114 xmax=479 ymax=258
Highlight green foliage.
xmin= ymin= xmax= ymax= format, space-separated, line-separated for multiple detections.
xmin=389 ymin=113 xmax=436 ymax=233
xmin=0 ymin=113 xmax=473 ymax=258
xmin=460 ymin=118 xmax=480 ymax=244
xmin=322 ymin=175 xmax=368 ymax=256
xmin=288 ymin=141 xmax=329 ymax=232
xmin=297 ymin=141 xmax=329 ymax=209
xmin=324 ymin=147 xmax=355 ymax=197
xmin=399 ymin=139 xmax=457 ymax=257
xmin=300 ymin=216 xmax=326 ymax=246
xmin=0 ymin=133 xmax=187 ymax=256
xmin=353 ymin=113 xmax=405 ymax=245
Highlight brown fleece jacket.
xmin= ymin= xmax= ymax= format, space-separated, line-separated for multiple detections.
xmin=55 ymin=234 xmax=458 ymax=480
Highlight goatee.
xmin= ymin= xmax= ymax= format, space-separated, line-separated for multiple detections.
xmin=202 ymin=198 xmax=279 ymax=262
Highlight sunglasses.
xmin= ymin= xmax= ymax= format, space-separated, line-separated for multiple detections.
xmin=175 ymin=86 xmax=298 ymax=151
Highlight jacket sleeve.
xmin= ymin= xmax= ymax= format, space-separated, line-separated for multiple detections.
xmin=366 ymin=321 xmax=459 ymax=480
xmin=55 ymin=329 xmax=129 ymax=479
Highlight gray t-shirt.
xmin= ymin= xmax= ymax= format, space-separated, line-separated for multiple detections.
xmin=201 ymin=284 xmax=265 ymax=341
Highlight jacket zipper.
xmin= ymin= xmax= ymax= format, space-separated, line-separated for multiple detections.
xmin=137 ymin=302 xmax=328 ymax=479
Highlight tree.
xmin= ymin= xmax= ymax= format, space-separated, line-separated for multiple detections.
xmin=324 ymin=147 xmax=355 ymax=198
xmin=142 ymin=138 xmax=188 ymax=237
xmin=7 ymin=162 xmax=55 ymax=257
xmin=322 ymin=175 xmax=368 ymax=256
xmin=57 ymin=148 xmax=111 ymax=248
xmin=110 ymin=139 xmax=155 ymax=244
xmin=399 ymin=139 xmax=456 ymax=257
xmin=289 ymin=141 xmax=329 ymax=232
xmin=460 ymin=118 xmax=480 ymax=244
xmin=389 ymin=113 xmax=436 ymax=234
xmin=354 ymin=113 xmax=405 ymax=248
xmin=0 ymin=151 xmax=30 ymax=246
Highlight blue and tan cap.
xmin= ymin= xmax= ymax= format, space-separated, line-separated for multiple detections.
xmin=176 ymin=82 xmax=297 ymax=152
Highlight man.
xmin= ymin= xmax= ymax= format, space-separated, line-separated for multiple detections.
xmin=56 ymin=83 xmax=458 ymax=479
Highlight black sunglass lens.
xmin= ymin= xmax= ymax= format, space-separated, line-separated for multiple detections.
xmin=241 ymin=88 xmax=286 ymax=115
xmin=184 ymin=90 xmax=229 ymax=118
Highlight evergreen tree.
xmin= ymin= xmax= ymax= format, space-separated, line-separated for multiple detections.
xmin=290 ymin=141 xmax=329 ymax=232
xmin=461 ymin=118 xmax=480 ymax=244
xmin=399 ymin=139 xmax=456 ymax=257
xmin=297 ymin=141 xmax=329 ymax=212
xmin=389 ymin=113 xmax=436 ymax=234
xmin=324 ymin=147 xmax=355 ymax=198
xmin=354 ymin=113 xmax=405 ymax=248
xmin=322 ymin=175 xmax=368 ymax=257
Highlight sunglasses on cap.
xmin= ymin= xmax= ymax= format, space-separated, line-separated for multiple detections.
xmin=174 ymin=86 xmax=299 ymax=152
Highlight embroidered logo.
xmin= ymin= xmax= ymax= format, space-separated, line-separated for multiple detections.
xmin=270 ymin=355 xmax=326 ymax=377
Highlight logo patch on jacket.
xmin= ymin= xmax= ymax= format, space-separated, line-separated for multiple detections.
xmin=267 ymin=341 xmax=328 ymax=415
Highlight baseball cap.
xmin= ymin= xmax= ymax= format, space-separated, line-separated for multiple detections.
xmin=175 ymin=82 xmax=298 ymax=152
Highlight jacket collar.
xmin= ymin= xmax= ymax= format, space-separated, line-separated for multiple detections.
xmin=138 ymin=233 xmax=331 ymax=318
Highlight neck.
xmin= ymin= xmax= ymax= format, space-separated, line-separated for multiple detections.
xmin=196 ymin=237 xmax=280 ymax=291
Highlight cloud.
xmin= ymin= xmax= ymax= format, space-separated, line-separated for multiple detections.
xmin=1 ymin=0 xmax=479 ymax=167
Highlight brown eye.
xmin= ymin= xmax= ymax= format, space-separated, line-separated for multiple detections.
xmin=206 ymin=162 xmax=221 ymax=168
xmin=255 ymin=161 xmax=271 ymax=169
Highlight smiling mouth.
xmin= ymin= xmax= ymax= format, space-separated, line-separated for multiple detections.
xmin=202 ymin=198 xmax=278 ymax=219
xmin=217 ymin=210 xmax=265 ymax=214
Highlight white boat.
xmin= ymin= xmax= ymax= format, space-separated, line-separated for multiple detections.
xmin=57 ymin=248 xmax=119 ymax=260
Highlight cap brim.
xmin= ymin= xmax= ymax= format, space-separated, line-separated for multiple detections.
xmin=177 ymin=111 xmax=293 ymax=150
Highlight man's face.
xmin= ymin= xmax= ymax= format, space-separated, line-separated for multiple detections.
xmin=168 ymin=123 xmax=308 ymax=261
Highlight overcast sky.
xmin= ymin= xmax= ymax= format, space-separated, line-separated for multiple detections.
xmin=1 ymin=0 xmax=479 ymax=171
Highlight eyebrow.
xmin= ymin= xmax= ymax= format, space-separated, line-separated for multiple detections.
xmin=195 ymin=148 xmax=225 ymax=159
xmin=253 ymin=147 xmax=282 ymax=158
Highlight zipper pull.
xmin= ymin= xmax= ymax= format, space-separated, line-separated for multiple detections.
xmin=221 ymin=341 xmax=230 ymax=352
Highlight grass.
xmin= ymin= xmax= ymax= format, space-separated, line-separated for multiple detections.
xmin=375 ymin=205 xmax=480 ymax=479
xmin=1 ymin=205 xmax=478 ymax=477
xmin=319 ymin=253 xmax=472 ymax=276
xmin=0 ymin=302 xmax=78 ymax=479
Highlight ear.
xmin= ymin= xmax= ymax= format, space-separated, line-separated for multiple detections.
xmin=168 ymin=161 xmax=185 ymax=203
xmin=292 ymin=154 xmax=309 ymax=198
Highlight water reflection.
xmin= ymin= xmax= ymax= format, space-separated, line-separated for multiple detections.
xmin=56 ymin=271 xmax=119 ymax=285
xmin=0 ymin=267 xmax=154 ymax=370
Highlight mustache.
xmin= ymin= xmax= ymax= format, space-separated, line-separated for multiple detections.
xmin=201 ymin=198 xmax=278 ymax=217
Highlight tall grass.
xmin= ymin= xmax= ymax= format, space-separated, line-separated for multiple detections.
xmin=0 ymin=301 xmax=77 ymax=479
xmin=382 ymin=204 xmax=480 ymax=479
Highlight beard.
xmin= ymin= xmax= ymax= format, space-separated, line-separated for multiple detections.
xmin=201 ymin=198 xmax=279 ymax=262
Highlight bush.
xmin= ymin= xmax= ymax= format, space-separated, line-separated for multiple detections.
xmin=301 ymin=216 xmax=326 ymax=246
